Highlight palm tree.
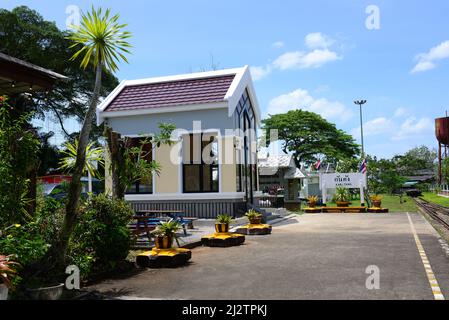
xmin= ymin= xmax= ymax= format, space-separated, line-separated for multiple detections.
xmin=59 ymin=139 xmax=104 ymax=193
xmin=51 ymin=6 xmax=131 ymax=267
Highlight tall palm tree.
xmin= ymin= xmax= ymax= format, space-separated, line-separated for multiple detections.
xmin=51 ymin=7 xmax=131 ymax=267
xmin=59 ymin=139 xmax=105 ymax=193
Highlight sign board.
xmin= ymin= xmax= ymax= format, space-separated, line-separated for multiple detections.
xmin=320 ymin=173 xmax=367 ymax=204
xmin=320 ymin=173 xmax=367 ymax=189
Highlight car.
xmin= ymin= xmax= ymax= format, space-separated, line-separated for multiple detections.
xmin=42 ymin=183 xmax=89 ymax=200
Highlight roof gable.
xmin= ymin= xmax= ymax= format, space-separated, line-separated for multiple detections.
xmin=104 ymin=74 xmax=235 ymax=112
xmin=96 ymin=66 xmax=260 ymax=125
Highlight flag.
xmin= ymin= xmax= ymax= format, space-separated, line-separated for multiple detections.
xmin=314 ymin=159 xmax=322 ymax=171
xmin=360 ymin=158 xmax=367 ymax=174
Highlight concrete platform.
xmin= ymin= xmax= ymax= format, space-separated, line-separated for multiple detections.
xmin=201 ymin=232 xmax=245 ymax=247
xmin=91 ymin=213 xmax=449 ymax=300
xmin=136 ymin=248 xmax=192 ymax=268
xmin=235 ymin=224 xmax=272 ymax=235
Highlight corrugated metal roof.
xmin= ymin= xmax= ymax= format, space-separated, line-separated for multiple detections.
xmin=284 ymin=167 xmax=306 ymax=179
xmin=104 ymin=74 xmax=235 ymax=112
xmin=258 ymin=154 xmax=292 ymax=168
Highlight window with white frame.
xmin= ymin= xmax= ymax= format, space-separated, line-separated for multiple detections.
xmin=182 ymin=133 xmax=219 ymax=193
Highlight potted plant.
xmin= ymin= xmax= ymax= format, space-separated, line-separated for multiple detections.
xmin=215 ymin=214 xmax=233 ymax=233
xmin=307 ymin=195 xmax=319 ymax=208
xmin=0 ymin=255 xmax=20 ymax=300
xmin=245 ymin=209 xmax=263 ymax=225
xmin=370 ymin=195 xmax=383 ymax=208
xmin=151 ymin=220 xmax=182 ymax=249
xmin=334 ymin=187 xmax=351 ymax=207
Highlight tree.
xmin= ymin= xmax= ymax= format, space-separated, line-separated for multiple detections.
xmin=393 ymin=145 xmax=437 ymax=175
xmin=36 ymin=131 xmax=61 ymax=176
xmin=59 ymin=139 xmax=104 ymax=193
xmin=0 ymin=96 xmax=39 ymax=228
xmin=262 ymin=110 xmax=360 ymax=168
xmin=47 ymin=7 xmax=131 ymax=269
xmin=0 ymin=6 xmax=119 ymax=139
xmin=105 ymin=123 xmax=176 ymax=199
xmin=367 ymin=157 xmax=405 ymax=195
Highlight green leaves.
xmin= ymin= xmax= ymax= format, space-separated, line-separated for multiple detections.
xmin=118 ymin=123 xmax=175 ymax=193
xmin=216 ymin=214 xmax=233 ymax=224
xmin=262 ymin=109 xmax=360 ymax=167
xmin=0 ymin=97 xmax=39 ymax=227
xmin=59 ymin=139 xmax=104 ymax=178
xmin=67 ymin=6 xmax=132 ymax=72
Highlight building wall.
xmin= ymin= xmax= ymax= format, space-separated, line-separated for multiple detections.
xmin=107 ymin=107 xmax=234 ymax=136
xmin=154 ymin=143 xmax=179 ymax=193
xmin=220 ymin=136 xmax=237 ymax=193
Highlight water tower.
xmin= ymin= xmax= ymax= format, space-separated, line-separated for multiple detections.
xmin=435 ymin=116 xmax=449 ymax=184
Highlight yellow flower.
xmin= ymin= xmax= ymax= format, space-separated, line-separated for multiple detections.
xmin=15 ymin=224 xmax=21 ymax=228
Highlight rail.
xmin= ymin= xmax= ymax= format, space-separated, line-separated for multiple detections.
xmin=415 ymin=198 xmax=449 ymax=230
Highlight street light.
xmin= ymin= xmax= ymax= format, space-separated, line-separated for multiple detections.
xmin=354 ymin=100 xmax=367 ymax=157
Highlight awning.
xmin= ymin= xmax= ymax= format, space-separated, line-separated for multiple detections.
xmin=284 ymin=167 xmax=306 ymax=179
xmin=0 ymin=52 xmax=68 ymax=96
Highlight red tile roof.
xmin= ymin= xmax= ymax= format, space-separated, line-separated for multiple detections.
xmin=104 ymin=74 xmax=235 ymax=112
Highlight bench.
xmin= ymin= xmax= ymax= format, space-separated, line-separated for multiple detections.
xmin=178 ymin=217 xmax=198 ymax=229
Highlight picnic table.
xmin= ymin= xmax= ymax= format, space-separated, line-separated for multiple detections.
xmin=132 ymin=210 xmax=198 ymax=236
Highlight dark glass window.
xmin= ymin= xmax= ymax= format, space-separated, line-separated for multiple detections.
xmin=125 ymin=137 xmax=153 ymax=194
xmin=234 ymin=89 xmax=259 ymax=194
xmin=183 ymin=133 xmax=219 ymax=193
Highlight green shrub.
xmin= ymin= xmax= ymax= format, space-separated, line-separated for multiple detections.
xmin=32 ymin=197 xmax=65 ymax=244
xmin=70 ymin=194 xmax=134 ymax=278
xmin=0 ymin=224 xmax=49 ymax=266
xmin=216 ymin=214 xmax=233 ymax=224
xmin=333 ymin=187 xmax=351 ymax=202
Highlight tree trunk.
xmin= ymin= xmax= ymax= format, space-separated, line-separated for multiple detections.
xmin=105 ymin=127 xmax=125 ymax=199
xmin=50 ymin=62 xmax=103 ymax=269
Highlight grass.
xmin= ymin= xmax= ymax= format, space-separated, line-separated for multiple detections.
xmin=307 ymin=194 xmax=417 ymax=213
xmin=421 ymin=192 xmax=449 ymax=208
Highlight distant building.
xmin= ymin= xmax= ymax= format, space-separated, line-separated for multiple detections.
xmin=258 ymin=153 xmax=333 ymax=208
xmin=403 ymin=169 xmax=435 ymax=188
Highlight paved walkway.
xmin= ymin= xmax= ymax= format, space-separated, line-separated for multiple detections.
xmin=91 ymin=213 xmax=449 ymax=300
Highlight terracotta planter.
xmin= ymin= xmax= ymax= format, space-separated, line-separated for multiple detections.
xmin=26 ymin=283 xmax=64 ymax=300
xmin=215 ymin=223 xmax=229 ymax=233
xmin=0 ymin=284 xmax=8 ymax=300
xmin=372 ymin=200 xmax=382 ymax=208
xmin=154 ymin=235 xmax=174 ymax=249
xmin=336 ymin=201 xmax=350 ymax=207
xmin=249 ymin=217 xmax=262 ymax=225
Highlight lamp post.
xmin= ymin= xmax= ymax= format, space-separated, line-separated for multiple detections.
xmin=354 ymin=100 xmax=367 ymax=157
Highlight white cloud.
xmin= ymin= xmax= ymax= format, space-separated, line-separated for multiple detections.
xmin=252 ymin=33 xmax=341 ymax=81
xmin=411 ymin=61 xmax=435 ymax=73
xmin=267 ymin=88 xmax=353 ymax=122
xmin=393 ymin=107 xmax=408 ymax=118
xmin=250 ymin=65 xmax=271 ymax=81
xmin=393 ymin=117 xmax=433 ymax=140
xmin=305 ymin=32 xmax=334 ymax=49
xmin=411 ymin=40 xmax=449 ymax=74
xmin=273 ymin=49 xmax=340 ymax=70
xmin=351 ymin=117 xmax=394 ymax=137
xmin=351 ymin=115 xmax=433 ymax=142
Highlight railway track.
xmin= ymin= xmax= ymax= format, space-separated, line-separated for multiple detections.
xmin=415 ymin=198 xmax=449 ymax=230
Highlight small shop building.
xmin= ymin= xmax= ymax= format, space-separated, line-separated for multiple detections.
xmin=97 ymin=66 xmax=261 ymax=218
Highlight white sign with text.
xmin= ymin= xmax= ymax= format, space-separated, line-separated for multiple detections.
xmin=320 ymin=173 xmax=367 ymax=189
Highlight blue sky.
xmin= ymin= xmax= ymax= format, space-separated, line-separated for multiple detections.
xmin=2 ymin=0 xmax=448 ymax=158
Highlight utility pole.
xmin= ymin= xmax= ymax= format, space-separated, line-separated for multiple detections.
xmin=354 ymin=100 xmax=367 ymax=157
